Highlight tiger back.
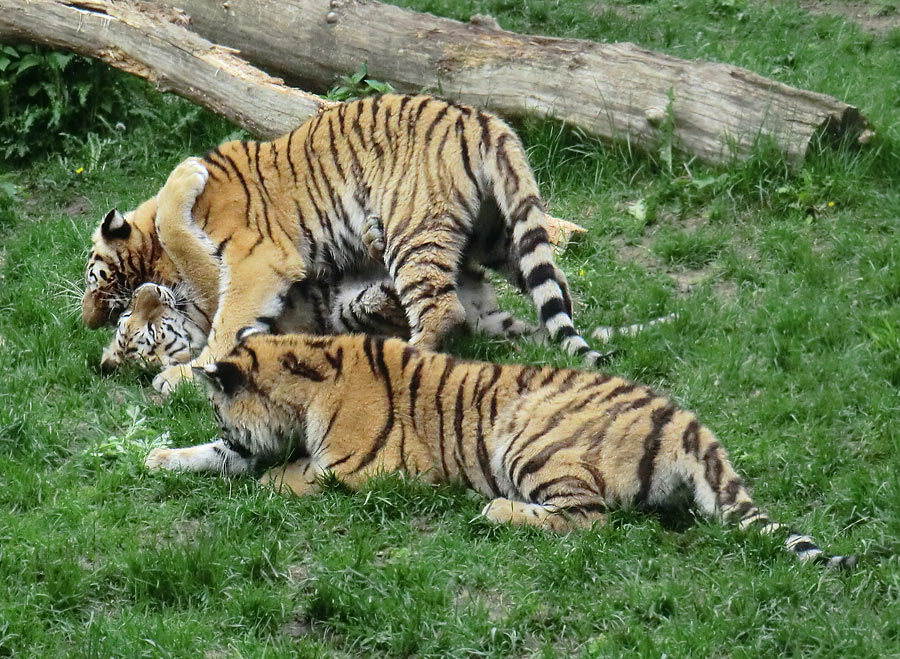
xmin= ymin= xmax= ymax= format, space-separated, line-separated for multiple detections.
xmin=147 ymin=331 xmax=857 ymax=570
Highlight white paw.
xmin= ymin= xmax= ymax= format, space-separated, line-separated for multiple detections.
xmin=145 ymin=447 xmax=174 ymax=470
xmin=152 ymin=364 xmax=193 ymax=395
xmin=362 ymin=215 xmax=386 ymax=260
xmin=159 ymin=157 xmax=209 ymax=219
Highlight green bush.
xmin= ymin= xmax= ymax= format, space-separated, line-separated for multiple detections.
xmin=0 ymin=44 xmax=140 ymax=161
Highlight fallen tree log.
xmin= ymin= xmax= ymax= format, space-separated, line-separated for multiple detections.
xmin=0 ymin=0 xmax=332 ymax=139
xmin=170 ymin=0 xmax=870 ymax=166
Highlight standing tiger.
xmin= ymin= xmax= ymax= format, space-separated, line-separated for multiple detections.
xmin=82 ymin=94 xmax=608 ymax=393
xmin=146 ymin=330 xmax=857 ymax=570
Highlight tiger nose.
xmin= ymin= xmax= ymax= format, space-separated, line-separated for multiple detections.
xmin=82 ymin=292 xmax=108 ymax=329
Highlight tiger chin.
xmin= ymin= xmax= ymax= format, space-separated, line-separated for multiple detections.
xmin=146 ymin=328 xmax=857 ymax=570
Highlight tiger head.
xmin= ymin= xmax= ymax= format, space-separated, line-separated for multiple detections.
xmin=193 ymin=330 xmax=339 ymax=458
xmin=82 ymin=198 xmax=170 ymax=329
xmin=100 ymin=283 xmax=205 ymax=371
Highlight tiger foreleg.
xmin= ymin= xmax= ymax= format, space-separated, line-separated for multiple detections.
xmin=145 ymin=438 xmax=257 ymax=475
xmin=481 ymin=497 xmax=607 ymax=532
xmin=259 ymin=457 xmax=324 ymax=496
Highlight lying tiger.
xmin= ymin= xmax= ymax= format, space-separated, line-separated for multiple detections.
xmin=100 ymin=268 xmax=534 ymax=370
xmin=102 ymin=279 xmax=671 ymax=373
xmin=83 ymin=94 xmax=610 ymax=394
xmin=146 ymin=329 xmax=857 ymax=570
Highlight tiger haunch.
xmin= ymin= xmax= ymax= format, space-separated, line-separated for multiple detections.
xmin=147 ymin=332 xmax=857 ymax=570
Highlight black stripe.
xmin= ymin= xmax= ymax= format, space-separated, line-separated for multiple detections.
xmin=456 ymin=116 xmax=478 ymax=191
xmin=477 ymin=112 xmax=492 ymax=149
xmin=703 ymin=442 xmax=724 ymax=497
xmin=635 ymin=404 xmax=677 ymax=504
xmin=720 ymin=478 xmax=743 ymax=507
xmin=353 ymin=337 xmax=395 ymax=473
xmin=408 ymin=360 xmax=424 ymax=432
xmin=682 ymin=419 xmax=700 ymax=456
xmin=539 ymin=298 xmax=566 ymax=322
xmin=326 ymin=453 xmax=354 ymax=470
xmin=453 ymin=373 xmax=469 ymax=475
xmin=286 ymin=129 xmax=298 ymax=182
xmin=511 ymin=195 xmax=541 ymax=224
xmin=327 ymin=116 xmax=346 ymax=182
xmin=517 ymin=226 xmax=550 ymax=257
xmin=526 ymin=263 xmax=557 ymax=290
xmin=324 ymin=346 xmax=343 ymax=379
xmin=279 ymin=351 xmax=325 ymax=382
xmin=223 ymin=437 xmax=253 ymax=459
xmin=402 ymin=345 xmax=416 ymax=370
xmin=424 ymin=104 xmax=450 ymax=143
xmin=434 ymin=358 xmax=454 ymax=477
xmin=791 ymin=541 xmax=819 ymax=554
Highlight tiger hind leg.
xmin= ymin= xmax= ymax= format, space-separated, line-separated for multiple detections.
xmin=388 ymin=233 xmax=466 ymax=351
xmin=330 ymin=279 xmax=410 ymax=338
xmin=481 ymin=497 xmax=607 ymax=532
xmin=259 ymin=457 xmax=323 ymax=496
xmin=362 ymin=215 xmax=386 ymax=261
xmin=458 ymin=266 xmax=539 ymax=339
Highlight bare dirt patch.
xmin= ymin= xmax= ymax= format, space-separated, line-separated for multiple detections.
xmin=775 ymin=0 xmax=899 ymax=34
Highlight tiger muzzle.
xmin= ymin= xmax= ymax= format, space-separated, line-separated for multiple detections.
xmin=82 ymin=291 xmax=110 ymax=329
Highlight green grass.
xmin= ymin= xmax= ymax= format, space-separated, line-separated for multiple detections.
xmin=2 ymin=0 xmax=900 ymax=655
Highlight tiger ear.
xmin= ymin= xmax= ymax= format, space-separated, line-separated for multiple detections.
xmin=131 ymin=285 xmax=167 ymax=319
xmin=236 ymin=326 xmax=264 ymax=343
xmin=101 ymin=209 xmax=131 ymax=241
xmin=191 ymin=362 xmax=245 ymax=396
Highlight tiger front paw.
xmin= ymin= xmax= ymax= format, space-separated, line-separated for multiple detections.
xmin=152 ymin=363 xmax=193 ymax=395
xmin=145 ymin=447 xmax=176 ymax=470
xmin=157 ymin=157 xmax=209 ymax=225
xmin=362 ymin=215 xmax=386 ymax=260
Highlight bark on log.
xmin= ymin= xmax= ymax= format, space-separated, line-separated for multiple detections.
xmin=0 ymin=0 xmax=332 ymax=139
xmin=172 ymin=0 xmax=870 ymax=166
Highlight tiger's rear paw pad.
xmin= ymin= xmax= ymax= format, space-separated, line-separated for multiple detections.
xmin=159 ymin=157 xmax=209 ymax=218
xmin=362 ymin=215 xmax=386 ymax=260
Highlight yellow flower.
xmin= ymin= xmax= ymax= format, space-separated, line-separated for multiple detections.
xmin=827 ymin=201 xmax=835 ymax=208
xmin=75 ymin=167 xmax=84 ymax=174
xmin=579 ymin=268 xmax=585 ymax=277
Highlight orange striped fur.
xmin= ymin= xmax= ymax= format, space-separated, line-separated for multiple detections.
xmin=147 ymin=331 xmax=856 ymax=569
xmin=83 ymin=94 xmax=606 ymax=394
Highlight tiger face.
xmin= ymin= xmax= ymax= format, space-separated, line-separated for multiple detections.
xmin=101 ymin=283 xmax=205 ymax=370
xmin=83 ymin=200 xmax=163 ymax=329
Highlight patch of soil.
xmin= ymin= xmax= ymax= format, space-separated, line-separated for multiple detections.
xmin=61 ymin=196 xmax=93 ymax=217
xmin=453 ymin=585 xmax=508 ymax=622
xmin=613 ymin=231 xmax=734 ymax=299
xmin=591 ymin=2 xmax=650 ymax=21
xmin=776 ymin=0 xmax=899 ymax=34
xmin=280 ymin=616 xmax=313 ymax=638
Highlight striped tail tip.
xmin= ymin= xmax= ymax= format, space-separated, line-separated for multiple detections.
xmin=786 ymin=533 xmax=858 ymax=570
xmin=816 ymin=553 xmax=859 ymax=570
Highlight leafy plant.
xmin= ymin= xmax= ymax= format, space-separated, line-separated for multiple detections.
xmin=0 ymin=44 xmax=136 ymax=161
xmin=325 ymin=63 xmax=395 ymax=101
